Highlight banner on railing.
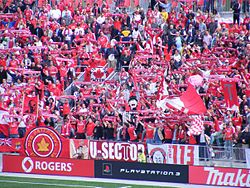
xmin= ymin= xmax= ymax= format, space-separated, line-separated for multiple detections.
xmin=89 ymin=140 xmax=145 ymax=162
xmin=24 ymin=127 xmax=69 ymax=158
xmin=3 ymin=155 xmax=94 ymax=177
xmin=147 ymin=144 xmax=199 ymax=165
xmin=189 ymin=166 xmax=250 ymax=187
xmin=70 ymin=139 xmax=89 ymax=159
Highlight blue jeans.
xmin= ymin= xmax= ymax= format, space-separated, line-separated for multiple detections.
xmin=224 ymin=140 xmax=233 ymax=159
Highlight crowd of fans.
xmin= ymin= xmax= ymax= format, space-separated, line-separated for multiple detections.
xmin=0 ymin=0 xmax=250 ymax=157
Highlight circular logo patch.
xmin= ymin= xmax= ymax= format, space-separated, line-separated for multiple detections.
xmin=25 ymin=127 xmax=62 ymax=158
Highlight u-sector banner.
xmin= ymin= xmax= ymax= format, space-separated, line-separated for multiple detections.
xmin=147 ymin=143 xmax=199 ymax=165
xmin=3 ymin=155 xmax=94 ymax=177
xmin=89 ymin=140 xmax=145 ymax=162
xmin=189 ymin=166 xmax=250 ymax=187
xmin=95 ymin=160 xmax=188 ymax=183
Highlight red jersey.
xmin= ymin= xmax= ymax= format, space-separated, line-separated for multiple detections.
xmin=128 ymin=126 xmax=137 ymax=141
xmin=61 ymin=122 xmax=72 ymax=137
xmin=77 ymin=120 xmax=86 ymax=133
xmin=145 ymin=125 xmax=154 ymax=140
xmin=86 ymin=122 xmax=95 ymax=136
xmin=9 ymin=122 xmax=19 ymax=135
xmin=224 ymin=127 xmax=235 ymax=140
xmin=164 ymin=126 xmax=173 ymax=140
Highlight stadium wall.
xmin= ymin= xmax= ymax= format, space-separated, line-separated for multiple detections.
xmin=1 ymin=155 xmax=250 ymax=187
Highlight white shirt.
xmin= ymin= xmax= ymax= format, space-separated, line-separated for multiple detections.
xmin=49 ymin=9 xmax=61 ymax=20
xmin=74 ymin=27 xmax=85 ymax=36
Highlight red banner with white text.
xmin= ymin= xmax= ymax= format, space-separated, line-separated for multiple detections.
xmin=3 ymin=155 xmax=94 ymax=177
xmin=221 ymin=81 xmax=239 ymax=109
xmin=89 ymin=140 xmax=145 ymax=162
xmin=147 ymin=144 xmax=199 ymax=165
xmin=189 ymin=166 xmax=250 ymax=187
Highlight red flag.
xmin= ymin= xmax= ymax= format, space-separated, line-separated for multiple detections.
xmin=221 ymin=81 xmax=239 ymax=109
xmin=157 ymin=84 xmax=207 ymax=114
xmin=0 ymin=107 xmax=9 ymax=137
xmin=22 ymin=95 xmax=39 ymax=115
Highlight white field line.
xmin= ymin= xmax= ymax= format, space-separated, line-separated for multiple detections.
xmin=0 ymin=172 xmax=235 ymax=188
xmin=0 ymin=179 xmax=102 ymax=188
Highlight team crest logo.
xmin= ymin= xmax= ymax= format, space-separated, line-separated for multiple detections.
xmin=25 ymin=127 xmax=62 ymax=158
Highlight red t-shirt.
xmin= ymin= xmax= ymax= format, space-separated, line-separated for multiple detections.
xmin=61 ymin=122 xmax=71 ymax=137
xmin=77 ymin=120 xmax=86 ymax=133
xmin=63 ymin=103 xmax=70 ymax=115
xmin=128 ymin=126 xmax=137 ymax=141
xmin=86 ymin=122 xmax=95 ymax=136
xmin=9 ymin=122 xmax=19 ymax=135
xmin=224 ymin=127 xmax=234 ymax=140
xmin=145 ymin=125 xmax=154 ymax=140
xmin=164 ymin=126 xmax=173 ymax=140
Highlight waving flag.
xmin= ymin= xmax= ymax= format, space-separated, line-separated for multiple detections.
xmin=157 ymin=84 xmax=207 ymax=115
xmin=188 ymin=115 xmax=204 ymax=136
xmin=0 ymin=107 xmax=9 ymax=137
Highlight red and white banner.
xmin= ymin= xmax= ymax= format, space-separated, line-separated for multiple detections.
xmin=221 ymin=81 xmax=239 ymax=109
xmin=147 ymin=144 xmax=199 ymax=165
xmin=188 ymin=115 xmax=204 ymax=136
xmin=157 ymin=84 xmax=207 ymax=114
xmin=89 ymin=140 xmax=145 ymax=162
xmin=189 ymin=166 xmax=250 ymax=187
xmin=3 ymin=155 xmax=94 ymax=177
xmin=0 ymin=107 xmax=9 ymax=137
xmin=70 ymin=139 xmax=89 ymax=159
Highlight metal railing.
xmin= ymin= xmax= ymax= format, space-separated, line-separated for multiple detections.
xmin=198 ymin=145 xmax=247 ymax=169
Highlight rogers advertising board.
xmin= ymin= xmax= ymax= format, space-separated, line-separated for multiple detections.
xmin=89 ymin=140 xmax=145 ymax=162
xmin=3 ymin=155 xmax=94 ymax=177
xmin=189 ymin=166 xmax=250 ymax=187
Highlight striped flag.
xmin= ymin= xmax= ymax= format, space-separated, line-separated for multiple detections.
xmin=188 ymin=115 xmax=204 ymax=136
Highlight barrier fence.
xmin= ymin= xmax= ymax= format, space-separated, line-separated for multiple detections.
xmin=0 ymin=126 xmax=248 ymax=168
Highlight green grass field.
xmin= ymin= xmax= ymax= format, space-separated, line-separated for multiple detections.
xmin=0 ymin=175 xmax=177 ymax=188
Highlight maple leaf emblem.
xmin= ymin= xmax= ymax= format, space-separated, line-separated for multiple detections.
xmin=93 ymin=69 xmax=104 ymax=78
xmin=37 ymin=138 xmax=49 ymax=152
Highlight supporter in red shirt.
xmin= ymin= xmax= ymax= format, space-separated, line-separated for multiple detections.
xmin=177 ymin=125 xmax=186 ymax=144
xmin=76 ymin=116 xmax=86 ymax=139
xmin=61 ymin=119 xmax=72 ymax=138
xmin=62 ymin=100 xmax=71 ymax=117
xmin=9 ymin=119 xmax=19 ymax=138
xmin=223 ymin=122 xmax=235 ymax=159
xmin=164 ymin=124 xmax=174 ymax=143
xmin=85 ymin=117 xmax=95 ymax=139
xmin=142 ymin=122 xmax=154 ymax=143
xmin=128 ymin=124 xmax=138 ymax=142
